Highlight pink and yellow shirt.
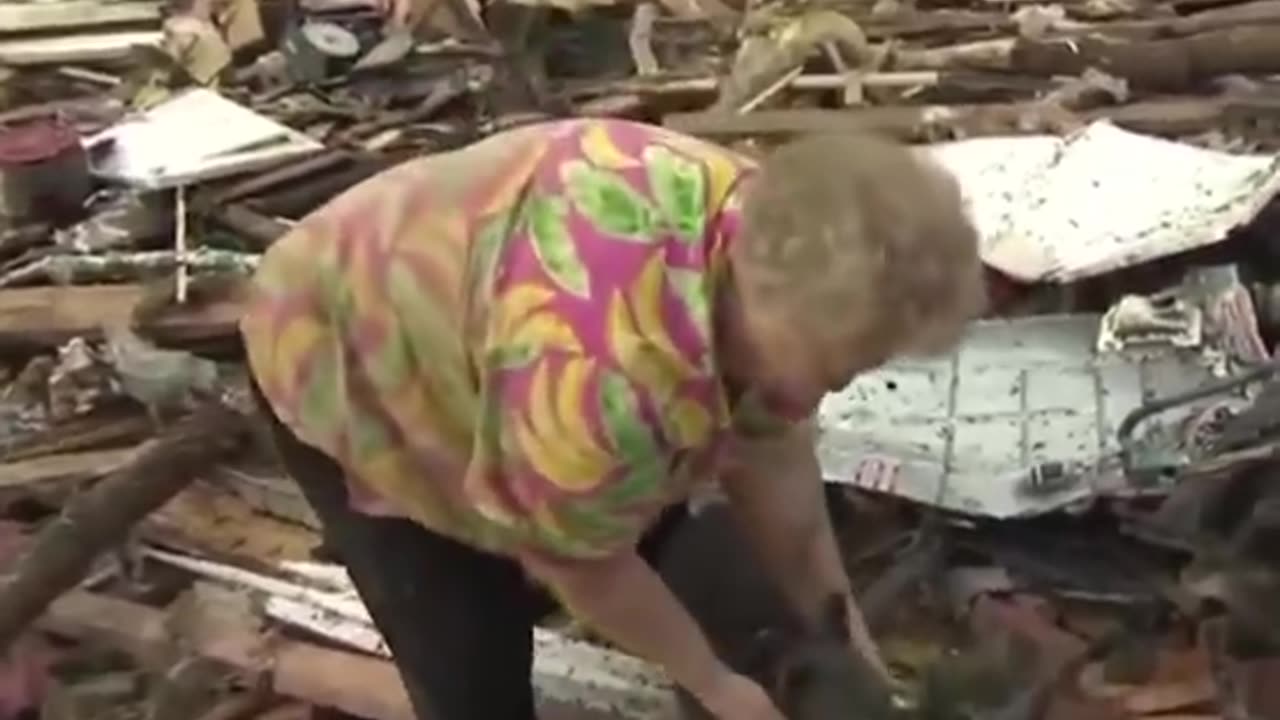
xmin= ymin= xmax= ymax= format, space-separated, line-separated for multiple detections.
xmin=241 ymin=118 xmax=795 ymax=561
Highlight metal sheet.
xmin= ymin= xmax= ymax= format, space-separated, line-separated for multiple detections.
xmin=85 ymin=89 xmax=325 ymax=190
xmin=927 ymin=121 xmax=1280 ymax=283
xmin=817 ymin=314 xmax=1228 ymax=518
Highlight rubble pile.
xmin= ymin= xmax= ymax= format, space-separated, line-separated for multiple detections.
xmin=3 ymin=0 xmax=1280 ymax=717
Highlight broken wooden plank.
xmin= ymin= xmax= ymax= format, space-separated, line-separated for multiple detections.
xmin=143 ymin=479 xmax=321 ymax=566
xmin=664 ymin=102 xmax=1076 ymax=141
xmin=1067 ymin=0 xmax=1280 ymax=40
xmin=0 ymin=403 xmax=248 ymax=654
xmin=1013 ymin=25 xmax=1280 ymax=91
xmin=2 ymin=411 xmax=153 ymax=464
xmin=569 ymin=70 xmax=1054 ymax=115
xmin=1093 ymin=96 xmax=1237 ymax=136
xmin=0 ymin=31 xmax=161 ymax=66
xmin=0 ymin=448 xmax=136 ymax=489
xmin=145 ymin=547 xmax=676 ymax=719
xmin=715 ymin=9 xmax=873 ymax=112
xmin=0 ymin=1 xmax=161 ymax=34
xmin=41 ymin=587 xmax=417 ymax=720
xmin=571 ymin=71 xmax=942 ymax=97
xmin=209 ymin=204 xmax=289 ymax=250
xmin=892 ymin=37 xmax=1015 ymax=71
xmin=207 ymin=464 xmax=321 ymax=530
xmin=664 ymin=95 xmax=1237 ymax=141
xmin=0 ymin=283 xmax=245 ymax=350
xmin=859 ymin=8 xmax=1018 ymax=40
xmin=41 ymin=588 xmax=646 ymax=720
xmin=40 ymin=591 xmax=173 ymax=668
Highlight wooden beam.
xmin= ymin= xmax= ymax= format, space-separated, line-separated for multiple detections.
xmin=40 ymin=588 xmax=419 ymax=720
xmin=0 ymin=403 xmax=248 ymax=654
xmin=0 ymin=30 xmax=161 ymax=65
xmin=41 ymin=590 xmax=174 ymax=668
xmin=663 ymin=96 xmax=1235 ymax=141
xmin=0 ymin=448 xmax=136 ymax=489
xmin=42 ymin=588 xmax=640 ymax=720
xmin=664 ymin=103 xmax=1056 ymax=141
xmin=0 ymin=283 xmax=245 ymax=350
xmin=0 ymin=1 xmax=161 ymax=34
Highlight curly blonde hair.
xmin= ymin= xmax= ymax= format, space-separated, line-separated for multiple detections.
xmin=732 ymin=132 xmax=985 ymax=364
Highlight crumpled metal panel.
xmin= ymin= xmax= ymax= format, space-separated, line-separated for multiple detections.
xmin=928 ymin=122 xmax=1280 ymax=283
xmin=817 ymin=314 xmax=1226 ymax=518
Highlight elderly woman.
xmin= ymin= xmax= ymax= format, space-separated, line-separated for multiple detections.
xmin=241 ymin=118 xmax=983 ymax=720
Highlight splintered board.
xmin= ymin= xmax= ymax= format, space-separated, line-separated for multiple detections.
xmin=0 ymin=283 xmax=244 ymax=349
xmin=0 ymin=30 xmax=161 ymax=65
xmin=0 ymin=1 xmax=160 ymax=33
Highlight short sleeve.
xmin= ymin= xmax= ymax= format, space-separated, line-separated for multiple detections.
xmin=475 ymin=351 xmax=690 ymax=561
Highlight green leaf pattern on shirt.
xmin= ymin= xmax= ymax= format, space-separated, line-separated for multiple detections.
xmin=599 ymin=370 xmax=656 ymax=461
xmin=562 ymin=160 xmax=658 ymax=240
xmin=526 ymin=194 xmax=590 ymax=298
xmin=644 ymin=145 xmax=705 ymax=241
xmin=667 ymin=267 xmax=712 ymax=351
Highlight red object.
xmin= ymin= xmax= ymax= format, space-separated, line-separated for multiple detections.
xmin=0 ymin=522 xmax=55 ymax=717
xmin=0 ymin=116 xmax=90 ymax=223
xmin=0 ymin=119 xmax=81 ymax=166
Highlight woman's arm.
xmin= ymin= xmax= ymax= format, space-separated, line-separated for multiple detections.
xmin=520 ymin=549 xmax=783 ymax=719
xmin=522 ymin=550 xmax=720 ymax=688
xmin=720 ymin=420 xmax=891 ymax=680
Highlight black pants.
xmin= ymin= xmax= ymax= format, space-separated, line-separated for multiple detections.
xmin=253 ymin=384 xmax=688 ymax=720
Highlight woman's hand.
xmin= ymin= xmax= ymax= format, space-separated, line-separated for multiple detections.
xmin=722 ymin=420 xmax=895 ymax=683
xmin=520 ymin=548 xmax=754 ymax=714
xmin=696 ymin=669 xmax=787 ymax=720
xmin=525 ymin=548 xmax=784 ymax=720
xmin=842 ymin=595 xmax=896 ymax=687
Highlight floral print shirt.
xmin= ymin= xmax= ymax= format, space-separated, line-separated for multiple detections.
xmin=242 ymin=118 xmax=793 ymax=561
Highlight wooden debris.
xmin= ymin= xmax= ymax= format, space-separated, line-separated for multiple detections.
xmin=0 ymin=1 xmax=161 ymax=33
xmin=0 ymin=32 xmax=163 ymax=66
xmin=0 ymin=249 xmax=257 ymax=289
xmin=663 ymin=92 xmax=1262 ymax=140
xmin=1013 ymin=26 xmax=1280 ymax=91
xmin=629 ymin=3 xmax=662 ymax=76
xmin=716 ymin=10 xmax=874 ymax=112
xmin=2 ymin=0 xmax=1280 ymax=715
xmin=39 ymin=588 xmax=530 ymax=720
xmin=1 ymin=411 xmax=154 ymax=464
xmin=0 ymin=402 xmax=248 ymax=654
xmin=665 ymin=101 xmax=1079 ymax=141
xmin=0 ymin=283 xmax=245 ymax=350
xmin=0 ymin=448 xmax=136 ymax=490
xmin=891 ymin=37 xmax=1016 ymax=71
xmin=142 ymin=479 xmax=321 ymax=566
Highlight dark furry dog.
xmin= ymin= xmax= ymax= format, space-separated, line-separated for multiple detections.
xmin=655 ymin=502 xmax=899 ymax=720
